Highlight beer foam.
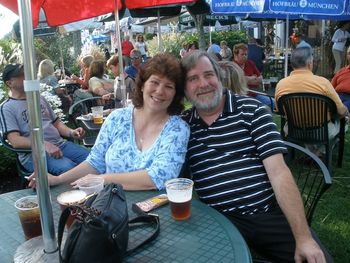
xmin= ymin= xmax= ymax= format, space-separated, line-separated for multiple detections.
xmin=57 ymin=190 xmax=86 ymax=205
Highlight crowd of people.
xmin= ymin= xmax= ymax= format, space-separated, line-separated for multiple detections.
xmin=3 ymin=29 xmax=350 ymax=262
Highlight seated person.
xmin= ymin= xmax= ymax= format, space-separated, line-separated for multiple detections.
xmin=331 ymin=46 xmax=350 ymax=111
xmin=0 ymin=64 xmax=89 ymax=175
xmin=88 ymin=60 xmax=114 ymax=96
xmin=181 ymin=50 xmax=333 ymax=263
xmin=28 ymin=53 xmax=190 ymax=191
xmin=125 ymin=49 xmax=143 ymax=80
xmin=275 ymin=47 xmax=349 ymax=155
xmin=72 ymin=55 xmax=94 ymax=103
xmin=218 ymin=60 xmax=248 ymax=95
xmin=233 ymin=43 xmax=275 ymax=109
xmin=71 ymin=55 xmax=94 ymax=90
xmin=38 ymin=59 xmax=72 ymax=112
xmin=102 ymin=55 xmax=135 ymax=108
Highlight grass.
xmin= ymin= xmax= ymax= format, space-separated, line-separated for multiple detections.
xmin=273 ymin=114 xmax=350 ymax=262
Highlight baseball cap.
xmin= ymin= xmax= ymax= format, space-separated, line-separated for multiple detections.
xmin=2 ymin=64 xmax=24 ymax=82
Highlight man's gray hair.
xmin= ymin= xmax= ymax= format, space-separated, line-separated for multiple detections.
xmin=290 ymin=47 xmax=313 ymax=69
xmin=181 ymin=50 xmax=222 ymax=81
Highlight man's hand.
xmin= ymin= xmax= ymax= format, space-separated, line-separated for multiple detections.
xmin=102 ymin=93 xmax=114 ymax=101
xmin=70 ymin=127 xmax=85 ymax=140
xmin=295 ymin=237 xmax=326 ymax=263
xmin=44 ymin=141 xmax=62 ymax=159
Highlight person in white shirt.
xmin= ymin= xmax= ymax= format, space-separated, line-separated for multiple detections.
xmin=332 ymin=21 xmax=350 ymax=74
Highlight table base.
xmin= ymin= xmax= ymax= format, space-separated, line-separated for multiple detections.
xmin=14 ymin=236 xmax=59 ymax=263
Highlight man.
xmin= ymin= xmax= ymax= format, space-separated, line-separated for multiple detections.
xmin=331 ymin=46 xmax=350 ymax=111
xmin=0 ymin=64 xmax=89 ymax=175
xmin=295 ymin=34 xmax=312 ymax=49
xmin=121 ymin=35 xmax=134 ymax=67
xmin=276 ymin=47 xmax=348 ymax=146
xmin=247 ymin=37 xmax=265 ymax=72
xmin=233 ymin=43 xmax=274 ymax=108
xmin=181 ymin=50 xmax=332 ymax=263
xmin=125 ymin=49 xmax=142 ymax=80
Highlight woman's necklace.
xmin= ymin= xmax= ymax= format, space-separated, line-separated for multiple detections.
xmin=135 ymin=109 xmax=169 ymax=148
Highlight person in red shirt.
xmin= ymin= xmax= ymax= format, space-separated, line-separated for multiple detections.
xmin=121 ymin=35 xmax=134 ymax=67
xmin=233 ymin=43 xmax=274 ymax=108
xmin=331 ymin=46 xmax=350 ymax=111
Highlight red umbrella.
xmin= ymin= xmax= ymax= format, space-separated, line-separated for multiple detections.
xmin=0 ymin=0 xmax=197 ymax=27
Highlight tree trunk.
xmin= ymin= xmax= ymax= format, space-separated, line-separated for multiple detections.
xmin=189 ymin=13 xmax=206 ymax=50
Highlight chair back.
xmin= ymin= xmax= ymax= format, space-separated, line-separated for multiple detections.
xmin=0 ymin=132 xmax=31 ymax=188
xmin=283 ymin=141 xmax=332 ymax=225
xmin=277 ymin=93 xmax=338 ymax=144
xmin=68 ymin=96 xmax=104 ymax=127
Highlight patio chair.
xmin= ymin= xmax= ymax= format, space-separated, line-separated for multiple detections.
xmin=283 ymin=141 xmax=332 ymax=225
xmin=0 ymin=132 xmax=31 ymax=188
xmin=68 ymin=96 xmax=115 ymax=147
xmin=277 ymin=92 xmax=345 ymax=171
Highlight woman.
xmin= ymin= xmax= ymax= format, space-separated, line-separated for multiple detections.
xmin=332 ymin=21 xmax=350 ymax=74
xmin=38 ymin=59 xmax=72 ymax=111
xmin=134 ymin=34 xmax=148 ymax=62
xmin=88 ymin=60 xmax=114 ymax=96
xmin=28 ymin=53 xmax=190 ymax=191
xmin=219 ymin=40 xmax=232 ymax=61
xmin=72 ymin=55 xmax=94 ymax=103
xmin=218 ymin=60 xmax=248 ymax=95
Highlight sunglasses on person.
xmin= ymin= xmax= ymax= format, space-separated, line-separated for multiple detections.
xmin=130 ymin=56 xmax=141 ymax=60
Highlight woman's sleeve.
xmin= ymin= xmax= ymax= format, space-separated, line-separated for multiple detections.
xmin=146 ymin=119 xmax=190 ymax=190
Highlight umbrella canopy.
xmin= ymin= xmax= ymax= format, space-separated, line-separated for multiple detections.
xmin=179 ymin=12 xmax=237 ymax=26
xmin=0 ymin=0 xmax=199 ymax=27
xmin=211 ymin=0 xmax=350 ymax=20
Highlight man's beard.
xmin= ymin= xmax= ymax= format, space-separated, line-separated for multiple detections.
xmin=186 ymin=84 xmax=223 ymax=112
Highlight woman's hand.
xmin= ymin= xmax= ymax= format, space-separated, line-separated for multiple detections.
xmin=27 ymin=172 xmax=59 ymax=189
xmin=71 ymin=174 xmax=100 ymax=188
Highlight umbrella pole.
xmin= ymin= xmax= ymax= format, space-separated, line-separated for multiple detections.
xmin=114 ymin=0 xmax=126 ymax=107
xmin=284 ymin=14 xmax=289 ymax=77
xmin=14 ymin=0 xmax=57 ymax=260
xmin=157 ymin=9 xmax=162 ymax=51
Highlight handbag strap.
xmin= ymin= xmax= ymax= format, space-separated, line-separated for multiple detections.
xmin=57 ymin=207 xmax=72 ymax=263
xmin=126 ymin=214 xmax=160 ymax=254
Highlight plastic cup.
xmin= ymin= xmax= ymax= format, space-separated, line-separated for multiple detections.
xmin=77 ymin=176 xmax=104 ymax=195
xmin=14 ymin=195 xmax=42 ymax=240
xmin=165 ymin=178 xmax=194 ymax=221
xmin=57 ymin=190 xmax=87 ymax=229
xmin=91 ymin=106 xmax=104 ymax=124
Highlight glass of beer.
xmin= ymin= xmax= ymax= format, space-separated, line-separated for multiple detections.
xmin=14 ymin=195 xmax=42 ymax=240
xmin=165 ymin=178 xmax=193 ymax=221
xmin=91 ymin=106 xmax=104 ymax=124
xmin=57 ymin=190 xmax=87 ymax=229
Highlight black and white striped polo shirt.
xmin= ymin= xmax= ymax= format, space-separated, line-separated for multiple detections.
xmin=182 ymin=91 xmax=287 ymax=215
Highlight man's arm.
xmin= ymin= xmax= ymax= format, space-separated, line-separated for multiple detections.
xmin=53 ymin=119 xmax=85 ymax=140
xmin=7 ymin=131 xmax=63 ymax=158
xmin=263 ymin=154 xmax=326 ymax=263
xmin=6 ymin=132 xmax=31 ymax=148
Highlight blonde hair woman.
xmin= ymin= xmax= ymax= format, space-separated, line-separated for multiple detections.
xmin=218 ymin=60 xmax=248 ymax=95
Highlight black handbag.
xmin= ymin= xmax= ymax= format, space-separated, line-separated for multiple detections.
xmin=57 ymin=183 xmax=160 ymax=263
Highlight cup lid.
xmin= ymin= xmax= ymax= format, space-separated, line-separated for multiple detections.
xmin=57 ymin=190 xmax=87 ymax=205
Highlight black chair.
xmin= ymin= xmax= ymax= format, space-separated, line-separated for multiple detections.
xmin=0 ymin=132 xmax=31 ymax=188
xmin=68 ymin=96 xmax=115 ymax=147
xmin=283 ymin=141 xmax=332 ymax=225
xmin=277 ymin=92 xmax=345 ymax=171
xmin=252 ymin=140 xmax=332 ymax=263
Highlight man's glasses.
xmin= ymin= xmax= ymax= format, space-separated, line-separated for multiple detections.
xmin=130 ymin=56 xmax=140 ymax=60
